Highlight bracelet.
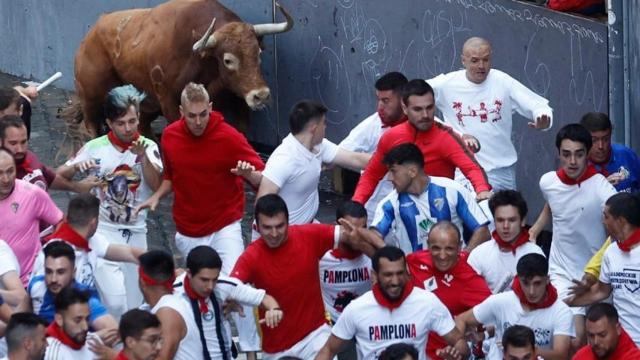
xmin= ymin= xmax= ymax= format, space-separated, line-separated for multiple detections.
xmin=271 ymin=308 xmax=281 ymax=311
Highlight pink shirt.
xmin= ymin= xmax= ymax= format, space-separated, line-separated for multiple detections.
xmin=0 ymin=180 xmax=63 ymax=284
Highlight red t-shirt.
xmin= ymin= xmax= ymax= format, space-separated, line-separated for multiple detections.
xmin=161 ymin=112 xmax=264 ymax=236
xmin=352 ymin=121 xmax=490 ymax=204
xmin=16 ymin=151 xmax=56 ymax=191
xmin=231 ymin=224 xmax=336 ymax=353
xmin=407 ymin=250 xmax=491 ymax=359
xmin=573 ymin=328 xmax=640 ymax=360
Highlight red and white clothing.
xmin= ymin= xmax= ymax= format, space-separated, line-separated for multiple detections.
xmin=540 ymin=168 xmax=616 ymax=311
xmin=427 ymin=69 xmax=553 ymax=175
xmin=32 ymin=223 xmax=110 ymax=289
xmin=231 ymin=224 xmax=339 ymax=354
xmin=600 ymin=240 xmax=640 ymax=345
xmin=173 ymin=272 xmax=266 ymax=359
xmin=44 ymin=322 xmax=101 ymax=360
xmin=332 ymin=284 xmax=456 ymax=360
xmin=573 ymin=328 xmax=640 ymax=359
xmin=353 ymin=121 xmax=490 ymax=204
xmin=16 ymin=151 xmax=57 ymax=191
xmin=262 ymin=134 xmax=338 ymax=225
xmin=407 ymin=251 xmax=491 ymax=359
xmin=151 ymin=294 xmax=203 ymax=360
xmin=319 ymin=248 xmax=372 ymax=323
xmin=339 ymin=111 xmax=403 ymax=222
xmin=161 ymin=111 xmax=264 ymax=237
xmin=468 ymin=232 xmax=545 ymax=293
xmin=472 ymin=291 xmax=575 ymax=359
xmin=0 ymin=179 xmax=63 ymax=285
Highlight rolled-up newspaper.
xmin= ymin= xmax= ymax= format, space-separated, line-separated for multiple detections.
xmin=36 ymin=72 xmax=62 ymax=91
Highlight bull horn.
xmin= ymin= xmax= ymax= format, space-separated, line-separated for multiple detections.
xmin=192 ymin=18 xmax=217 ymax=52
xmin=253 ymin=2 xmax=293 ymax=36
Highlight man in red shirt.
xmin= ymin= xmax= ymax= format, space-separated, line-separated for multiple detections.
xmin=353 ymin=79 xmax=491 ymax=205
xmin=231 ymin=194 xmax=362 ymax=359
xmin=136 ymin=82 xmax=265 ymax=357
xmin=573 ymin=303 xmax=640 ymax=360
xmin=406 ymin=221 xmax=491 ymax=359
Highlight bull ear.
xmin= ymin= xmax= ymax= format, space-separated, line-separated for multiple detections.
xmin=193 ymin=18 xmax=217 ymax=52
xmin=253 ymin=2 xmax=293 ymax=37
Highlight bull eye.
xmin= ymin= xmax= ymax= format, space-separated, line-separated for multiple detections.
xmin=222 ymin=53 xmax=239 ymax=70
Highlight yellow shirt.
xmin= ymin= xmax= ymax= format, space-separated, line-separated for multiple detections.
xmin=584 ymin=237 xmax=612 ymax=278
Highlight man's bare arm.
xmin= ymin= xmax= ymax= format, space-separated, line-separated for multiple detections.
xmin=155 ymin=307 xmax=187 ymax=360
xmin=466 ymin=225 xmax=490 ymax=252
xmin=315 ymin=335 xmax=350 ymax=360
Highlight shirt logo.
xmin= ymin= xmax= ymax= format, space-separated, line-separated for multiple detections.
xmin=424 ymin=276 xmax=438 ymax=291
xmin=203 ymin=311 xmax=214 ymax=321
xmin=433 ymin=198 xmax=445 ymax=211
xmin=10 ymin=202 xmax=19 ymax=213
xmin=442 ymin=274 xmax=454 ymax=287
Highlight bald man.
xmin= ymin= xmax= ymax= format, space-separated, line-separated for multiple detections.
xmin=426 ymin=37 xmax=553 ymax=190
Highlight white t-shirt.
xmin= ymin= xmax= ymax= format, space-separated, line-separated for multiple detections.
xmin=65 ymin=135 xmax=163 ymax=231
xmin=473 ymin=291 xmax=575 ymax=360
xmin=151 ymin=294 xmax=203 ymax=360
xmin=428 ymin=69 xmax=553 ymax=172
xmin=540 ymin=172 xmax=616 ymax=282
xmin=0 ymin=240 xmax=20 ymax=291
xmin=372 ymin=176 xmax=489 ymax=254
xmin=44 ymin=332 xmax=101 ymax=360
xmin=31 ymin=235 xmax=110 ymax=289
xmin=262 ymin=134 xmax=339 ymax=225
xmin=339 ymin=111 xmax=394 ymax=224
xmin=600 ymin=243 xmax=640 ymax=345
xmin=173 ymin=273 xmax=266 ymax=359
xmin=332 ymin=287 xmax=455 ymax=360
xmin=319 ymin=250 xmax=372 ymax=323
xmin=468 ymin=240 xmax=545 ymax=293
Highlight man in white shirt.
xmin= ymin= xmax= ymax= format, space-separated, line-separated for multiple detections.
xmin=2 ymin=312 xmax=49 ymax=360
xmin=138 ymin=250 xmax=203 ymax=360
xmin=44 ymin=287 xmax=105 ymax=360
xmin=426 ymin=37 xmax=553 ymax=190
xmin=456 ymin=253 xmax=574 ymax=360
xmin=371 ymin=143 xmax=490 ymax=253
xmin=174 ymin=246 xmax=283 ymax=360
xmin=315 ymin=246 xmax=469 ymax=360
xmin=0 ymin=240 xmax=26 ymax=308
xmin=339 ymin=72 xmax=408 ymax=222
xmin=256 ymin=100 xmax=371 ymax=225
xmin=56 ymin=85 xmax=163 ymax=318
xmin=468 ymin=190 xmax=544 ymax=293
xmin=532 ymin=124 xmax=616 ymax=350
xmin=567 ymin=192 xmax=640 ymax=346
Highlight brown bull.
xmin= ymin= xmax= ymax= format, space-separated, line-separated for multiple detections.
xmin=73 ymin=0 xmax=292 ymax=137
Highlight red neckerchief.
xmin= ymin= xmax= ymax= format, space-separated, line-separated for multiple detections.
xmin=107 ymin=131 xmax=140 ymax=153
xmin=115 ymin=351 xmax=130 ymax=360
xmin=492 ymin=229 xmax=529 ymax=255
xmin=46 ymin=322 xmax=84 ymax=350
xmin=43 ymin=222 xmax=91 ymax=251
xmin=184 ymin=276 xmax=208 ymax=313
xmin=372 ymin=281 xmax=414 ymax=311
xmin=618 ymin=228 xmax=640 ymax=252
xmin=511 ymin=276 xmax=558 ymax=310
xmin=330 ymin=247 xmax=362 ymax=260
xmin=556 ymin=164 xmax=598 ymax=186
xmin=380 ymin=112 xmax=408 ymax=128
xmin=138 ymin=267 xmax=175 ymax=293
xmin=16 ymin=157 xmax=32 ymax=173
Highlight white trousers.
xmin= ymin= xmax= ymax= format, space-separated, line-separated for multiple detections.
xmin=262 ymin=324 xmax=334 ymax=360
xmin=93 ymin=225 xmax=147 ymax=320
xmin=175 ymin=221 xmax=261 ymax=352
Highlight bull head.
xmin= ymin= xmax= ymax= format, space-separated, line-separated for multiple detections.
xmin=191 ymin=2 xmax=293 ymax=110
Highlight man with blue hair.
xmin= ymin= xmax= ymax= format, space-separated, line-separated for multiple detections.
xmin=56 ymin=84 xmax=163 ymax=319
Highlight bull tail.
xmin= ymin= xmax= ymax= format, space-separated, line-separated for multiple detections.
xmin=55 ymin=96 xmax=93 ymax=163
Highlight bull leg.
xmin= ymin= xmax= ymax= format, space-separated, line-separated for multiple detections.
xmin=211 ymin=90 xmax=250 ymax=134
xmin=138 ymin=97 xmax=162 ymax=140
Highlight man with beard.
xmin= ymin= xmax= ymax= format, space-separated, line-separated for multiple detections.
xmin=0 ymin=115 xmax=97 ymax=192
xmin=2 ymin=313 xmax=49 ymax=360
xmin=339 ymin=72 xmax=408 ymax=222
xmin=573 ymin=303 xmax=640 ymax=359
xmin=44 ymin=287 xmax=105 ymax=359
xmin=115 ymin=309 xmax=163 ymax=360
xmin=315 ymin=246 xmax=469 ymax=360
